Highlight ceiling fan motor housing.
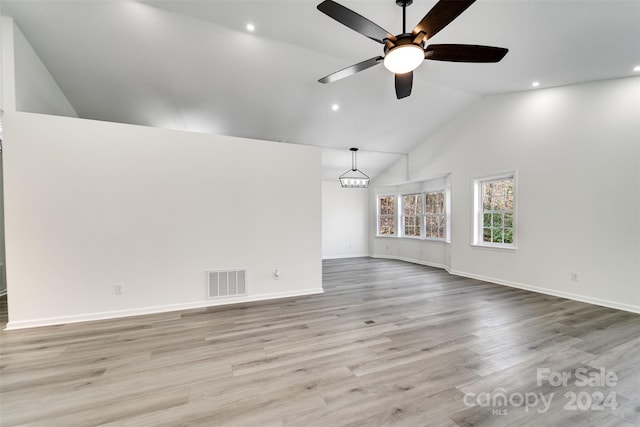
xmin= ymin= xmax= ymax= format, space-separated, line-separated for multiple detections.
xmin=384 ymin=33 xmax=425 ymax=55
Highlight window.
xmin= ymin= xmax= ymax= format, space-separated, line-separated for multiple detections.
xmin=474 ymin=173 xmax=516 ymax=248
xmin=402 ymin=194 xmax=423 ymax=237
xmin=425 ymin=192 xmax=446 ymax=239
xmin=377 ymin=195 xmax=396 ymax=236
xmin=376 ymin=177 xmax=450 ymax=242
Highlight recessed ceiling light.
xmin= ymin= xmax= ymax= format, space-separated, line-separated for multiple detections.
xmin=246 ymin=23 xmax=255 ymax=32
xmin=332 ymin=104 xmax=339 ymax=111
xmin=532 ymin=81 xmax=540 ymax=87
xmin=634 ymin=65 xmax=640 ymax=72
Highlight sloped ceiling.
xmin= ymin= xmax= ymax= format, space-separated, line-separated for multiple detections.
xmin=2 ymin=0 xmax=639 ymax=179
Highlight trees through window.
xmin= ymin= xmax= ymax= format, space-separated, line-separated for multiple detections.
xmin=425 ymin=192 xmax=446 ymax=239
xmin=402 ymin=194 xmax=424 ymax=238
xmin=474 ymin=174 xmax=516 ymax=247
xmin=376 ymin=173 xmax=514 ymax=248
xmin=377 ymin=195 xmax=396 ymax=236
xmin=393 ymin=191 xmax=448 ymax=240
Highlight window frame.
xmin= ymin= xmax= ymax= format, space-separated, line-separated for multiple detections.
xmin=401 ymin=193 xmax=425 ymax=239
xmin=396 ymin=189 xmax=449 ymax=242
xmin=472 ymin=172 xmax=517 ymax=249
xmin=423 ymin=190 xmax=448 ymax=241
xmin=376 ymin=194 xmax=397 ymax=237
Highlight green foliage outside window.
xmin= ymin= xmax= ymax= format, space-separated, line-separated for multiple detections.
xmin=481 ymin=178 xmax=514 ymax=244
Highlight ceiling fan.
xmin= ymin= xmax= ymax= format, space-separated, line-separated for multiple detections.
xmin=317 ymin=0 xmax=508 ymax=99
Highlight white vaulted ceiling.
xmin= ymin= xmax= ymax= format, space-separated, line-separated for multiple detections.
xmin=2 ymin=0 xmax=639 ymax=179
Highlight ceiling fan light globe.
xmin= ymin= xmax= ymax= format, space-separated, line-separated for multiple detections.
xmin=383 ymin=44 xmax=424 ymax=74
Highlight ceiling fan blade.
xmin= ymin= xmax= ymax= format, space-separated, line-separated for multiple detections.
xmin=395 ymin=72 xmax=413 ymax=99
xmin=317 ymin=0 xmax=393 ymax=44
xmin=319 ymin=56 xmax=383 ymax=84
xmin=412 ymin=0 xmax=476 ymax=44
xmin=425 ymin=44 xmax=508 ymax=62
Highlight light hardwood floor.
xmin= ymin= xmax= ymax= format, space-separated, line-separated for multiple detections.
xmin=1 ymin=258 xmax=638 ymax=426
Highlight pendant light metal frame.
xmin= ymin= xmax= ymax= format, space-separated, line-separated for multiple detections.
xmin=339 ymin=147 xmax=370 ymax=188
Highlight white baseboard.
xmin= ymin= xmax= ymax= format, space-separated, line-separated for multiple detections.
xmin=322 ymin=253 xmax=370 ymax=260
xmin=449 ymin=269 xmax=640 ymax=314
xmin=369 ymin=254 xmax=639 ymax=314
xmin=370 ymin=254 xmax=449 ymax=271
xmin=4 ymin=288 xmax=324 ymax=330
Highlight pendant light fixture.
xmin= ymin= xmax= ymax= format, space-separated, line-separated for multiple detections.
xmin=339 ymin=147 xmax=370 ymax=188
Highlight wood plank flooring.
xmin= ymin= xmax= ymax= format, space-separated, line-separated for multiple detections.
xmin=1 ymin=257 xmax=638 ymax=426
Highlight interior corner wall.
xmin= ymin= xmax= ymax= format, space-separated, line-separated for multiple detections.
xmin=12 ymin=20 xmax=77 ymax=117
xmin=1 ymin=16 xmax=16 ymax=112
xmin=372 ymin=77 xmax=640 ymax=312
xmin=322 ymin=180 xmax=369 ymax=259
xmin=3 ymin=112 xmax=323 ymax=329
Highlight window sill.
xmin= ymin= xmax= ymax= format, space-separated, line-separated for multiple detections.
xmin=395 ymin=236 xmax=450 ymax=243
xmin=471 ymin=243 xmax=517 ymax=251
xmin=375 ymin=235 xmax=450 ymax=244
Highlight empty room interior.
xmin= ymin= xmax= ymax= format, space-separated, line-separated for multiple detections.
xmin=0 ymin=0 xmax=639 ymax=426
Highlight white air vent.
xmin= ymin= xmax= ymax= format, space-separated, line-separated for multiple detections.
xmin=207 ymin=269 xmax=247 ymax=299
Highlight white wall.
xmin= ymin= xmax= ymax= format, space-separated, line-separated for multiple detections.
xmin=322 ymin=180 xmax=369 ymax=259
xmin=0 ymin=154 xmax=5 ymax=296
xmin=372 ymin=77 xmax=640 ymax=312
xmin=0 ymin=17 xmax=16 ymax=297
xmin=1 ymin=17 xmax=16 ymax=112
xmin=11 ymin=19 xmax=77 ymax=117
xmin=0 ymin=16 xmax=76 ymax=299
xmin=3 ymin=112 xmax=323 ymax=328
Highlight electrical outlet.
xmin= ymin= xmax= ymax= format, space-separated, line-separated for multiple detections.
xmin=114 ymin=284 xmax=124 ymax=295
xmin=570 ymin=272 xmax=579 ymax=282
